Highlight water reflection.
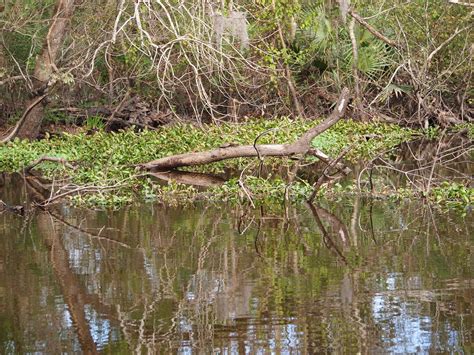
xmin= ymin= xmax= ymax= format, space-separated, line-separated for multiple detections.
xmin=0 ymin=174 xmax=472 ymax=353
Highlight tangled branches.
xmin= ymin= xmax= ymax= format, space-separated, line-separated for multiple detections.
xmin=82 ymin=0 xmax=269 ymax=122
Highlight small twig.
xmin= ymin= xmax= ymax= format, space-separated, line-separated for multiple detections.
xmin=308 ymin=144 xmax=353 ymax=202
xmin=106 ymin=90 xmax=131 ymax=128
xmin=307 ymin=148 xmax=352 ymax=175
xmin=276 ymin=21 xmax=304 ymax=117
xmin=254 ymin=214 xmax=263 ymax=258
xmin=38 ymin=182 xmax=127 ymax=206
xmin=253 ymin=128 xmax=278 ymax=162
xmin=426 ymin=24 xmax=473 ymax=65
xmin=36 ymin=173 xmax=148 ymax=206
xmin=0 ymin=199 xmax=25 ymax=215
xmin=425 ymin=129 xmax=446 ymax=195
xmin=348 ymin=17 xmax=363 ymax=115
xmin=237 ymin=214 xmax=255 ymax=235
xmin=253 ymin=127 xmax=278 ymax=177
xmin=47 ymin=210 xmax=132 ymax=249
xmin=238 ymin=165 xmax=256 ymax=209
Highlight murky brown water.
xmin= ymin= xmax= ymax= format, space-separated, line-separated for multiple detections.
xmin=0 ymin=174 xmax=472 ymax=354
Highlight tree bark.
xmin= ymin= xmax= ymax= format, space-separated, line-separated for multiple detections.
xmin=140 ymin=88 xmax=350 ymax=171
xmin=14 ymin=0 xmax=75 ymax=140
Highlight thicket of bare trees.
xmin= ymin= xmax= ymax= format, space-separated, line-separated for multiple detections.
xmin=0 ymin=0 xmax=472 ymax=140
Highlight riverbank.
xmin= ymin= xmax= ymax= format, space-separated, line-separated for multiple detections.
xmin=0 ymin=119 xmax=472 ymax=211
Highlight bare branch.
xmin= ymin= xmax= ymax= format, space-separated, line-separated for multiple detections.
xmin=349 ymin=9 xmax=400 ymax=48
xmin=0 ymin=75 xmax=24 ymax=86
xmin=426 ymin=24 xmax=473 ymax=65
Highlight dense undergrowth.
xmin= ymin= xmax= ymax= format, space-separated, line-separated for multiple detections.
xmin=0 ymin=118 xmax=472 ymax=212
xmin=2 ymin=1 xmax=471 ymax=127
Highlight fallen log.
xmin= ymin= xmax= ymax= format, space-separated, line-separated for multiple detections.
xmin=140 ymin=88 xmax=350 ymax=171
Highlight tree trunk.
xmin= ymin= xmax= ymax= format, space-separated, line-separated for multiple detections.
xmin=15 ymin=0 xmax=75 ymax=139
xmin=140 ymin=88 xmax=350 ymax=171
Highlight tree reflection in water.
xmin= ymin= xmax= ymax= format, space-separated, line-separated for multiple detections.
xmin=0 ymin=173 xmax=472 ymax=353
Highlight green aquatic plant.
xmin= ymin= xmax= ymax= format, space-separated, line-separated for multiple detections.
xmin=430 ymin=182 xmax=473 ymax=215
xmin=0 ymin=118 xmax=422 ymax=208
xmin=0 ymin=118 xmax=416 ymax=172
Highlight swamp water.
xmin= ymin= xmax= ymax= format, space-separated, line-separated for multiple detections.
xmin=0 ymin=176 xmax=472 ymax=354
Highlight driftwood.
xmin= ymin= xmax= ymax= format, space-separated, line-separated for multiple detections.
xmin=140 ymin=88 xmax=350 ymax=171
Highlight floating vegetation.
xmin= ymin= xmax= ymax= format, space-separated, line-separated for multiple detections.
xmin=1 ymin=118 xmax=471 ymax=211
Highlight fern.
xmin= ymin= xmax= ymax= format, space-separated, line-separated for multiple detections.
xmin=379 ymin=83 xmax=413 ymax=103
xmin=357 ymin=40 xmax=392 ymax=79
xmin=299 ymin=5 xmax=334 ymax=52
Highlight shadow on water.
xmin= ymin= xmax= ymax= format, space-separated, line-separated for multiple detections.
xmin=0 ymin=170 xmax=472 ymax=353
xmin=149 ymin=171 xmax=226 ymax=188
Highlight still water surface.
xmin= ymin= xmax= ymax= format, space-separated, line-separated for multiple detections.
xmin=0 ymin=178 xmax=472 ymax=353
